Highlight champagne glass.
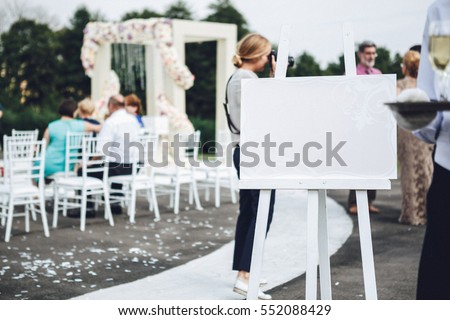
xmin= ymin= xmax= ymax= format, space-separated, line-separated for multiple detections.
xmin=428 ymin=21 xmax=450 ymax=101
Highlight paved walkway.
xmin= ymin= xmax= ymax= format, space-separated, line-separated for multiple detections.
xmin=74 ymin=190 xmax=352 ymax=299
xmin=0 ymin=179 xmax=425 ymax=300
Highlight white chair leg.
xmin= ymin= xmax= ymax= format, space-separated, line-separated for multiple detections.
xmin=80 ymin=189 xmax=87 ymax=232
xmin=174 ymin=183 xmax=180 ymax=214
xmin=191 ymin=178 xmax=203 ymax=211
xmin=169 ymin=191 xmax=174 ymax=209
xmin=62 ymin=189 xmax=68 ymax=217
xmin=151 ymin=186 xmax=160 ymax=222
xmin=39 ymin=194 xmax=50 ymax=238
xmin=29 ymin=202 xmax=37 ymax=221
xmin=229 ymin=172 xmax=237 ymax=204
xmin=53 ymin=186 xmax=60 ymax=228
xmin=5 ymin=198 xmax=14 ymax=242
xmin=146 ymin=188 xmax=154 ymax=211
xmin=94 ymin=194 xmax=100 ymax=211
xmin=215 ymin=176 xmax=220 ymax=208
xmin=129 ymin=186 xmax=137 ymax=223
xmin=189 ymin=183 xmax=194 ymax=205
xmin=25 ymin=202 xmax=31 ymax=233
xmin=204 ymin=183 xmax=210 ymax=202
xmin=103 ymin=186 xmax=114 ymax=227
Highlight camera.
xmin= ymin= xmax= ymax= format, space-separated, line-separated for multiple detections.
xmin=268 ymin=50 xmax=295 ymax=70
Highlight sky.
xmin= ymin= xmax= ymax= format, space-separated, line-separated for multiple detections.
xmin=3 ymin=0 xmax=436 ymax=67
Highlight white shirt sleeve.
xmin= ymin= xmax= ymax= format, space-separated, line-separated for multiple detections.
xmin=97 ymin=121 xmax=114 ymax=156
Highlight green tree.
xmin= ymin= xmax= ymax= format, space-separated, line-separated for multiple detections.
xmin=324 ymin=54 xmax=345 ymax=75
xmin=0 ymin=19 xmax=59 ymax=109
xmin=374 ymin=47 xmax=402 ymax=78
xmin=164 ymin=0 xmax=193 ymax=20
xmin=287 ymin=52 xmax=323 ymax=77
xmin=55 ymin=6 xmax=98 ymax=100
xmin=204 ymin=0 xmax=250 ymax=39
xmin=121 ymin=9 xmax=162 ymax=21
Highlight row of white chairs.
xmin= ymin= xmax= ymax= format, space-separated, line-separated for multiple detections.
xmin=0 ymin=129 xmax=239 ymax=242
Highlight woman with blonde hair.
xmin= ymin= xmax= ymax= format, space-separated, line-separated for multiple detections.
xmin=76 ymin=98 xmax=100 ymax=125
xmin=397 ymin=50 xmax=433 ymax=225
xmin=226 ymin=33 xmax=275 ymax=300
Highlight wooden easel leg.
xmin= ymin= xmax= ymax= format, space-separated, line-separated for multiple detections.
xmin=247 ymin=189 xmax=271 ymax=300
xmin=356 ymin=190 xmax=378 ymax=300
xmin=306 ymin=190 xmax=319 ymax=300
xmin=318 ymin=189 xmax=332 ymax=299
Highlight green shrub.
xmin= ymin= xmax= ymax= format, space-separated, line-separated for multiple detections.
xmin=0 ymin=107 xmax=58 ymax=146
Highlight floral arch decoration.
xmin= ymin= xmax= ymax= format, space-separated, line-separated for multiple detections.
xmin=81 ymin=18 xmax=195 ymax=90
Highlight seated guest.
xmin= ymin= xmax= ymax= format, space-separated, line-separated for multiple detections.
xmin=94 ymin=94 xmax=141 ymax=215
xmin=76 ymin=98 xmax=100 ymax=125
xmin=125 ymin=94 xmax=145 ymax=128
xmin=43 ymin=99 xmax=100 ymax=178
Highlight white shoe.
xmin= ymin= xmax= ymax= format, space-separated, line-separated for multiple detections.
xmin=259 ymin=278 xmax=268 ymax=287
xmin=233 ymin=278 xmax=272 ymax=300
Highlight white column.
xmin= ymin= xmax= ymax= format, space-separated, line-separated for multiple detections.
xmin=166 ymin=22 xmax=186 ymax=113
xmin=145 ymin=44 xmax=164 ymax=116
xmin=91 ymin=44 xmax=112 ymax=102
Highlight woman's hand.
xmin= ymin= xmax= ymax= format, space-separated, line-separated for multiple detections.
xmin=43 ymin=128 xmax=50 ymax=146
xmin=85 ymin=122 xmax=102 ymax=133
xmin=269 ymin=55 xmax=276 ymax=77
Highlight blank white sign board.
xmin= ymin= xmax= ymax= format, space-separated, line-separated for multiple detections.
xmin=240 ymin=75 xmax=397 ymax=186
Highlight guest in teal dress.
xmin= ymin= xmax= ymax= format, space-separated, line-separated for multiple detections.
xmin=43 ymin=99 xmax=101 ymax=178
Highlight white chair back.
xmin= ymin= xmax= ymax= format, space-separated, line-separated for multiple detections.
xmin=3 ymin=137 xmax=46 ymax=189
xmin=134 ymin=132 xmax=159 ymax=175
xmin=175 ymin=130 xmax=200 ymax=165
xmin=11 ymin=129 xmax=39 ymax=141
xmin=65 ymin=132 xmax=93 ymax=177
xmin=3 ymin=135 xmax=36 ymax=160
xmin=81 ymin=136 xmax=108 ymax=181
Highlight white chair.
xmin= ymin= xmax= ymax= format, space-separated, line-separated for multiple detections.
xmin=47 ymin=131 xmax=93 ymax=180
xmin=108 ymin=133 xmax=160 ymax=223
xmin=195 ymin=130 xmax=238 ymax=207
xmin=0 ymin=137 xmax=49 ymax=242
xmin=45 ymin=132 xmax=93 ymax=204
xmin=153 ymin=131 xmax=203 ymax=214
xmin=52 ymin=136 xmax=114 ymax=231
xmin=11 ymin=129 xmax=39 ymax=141
xmin=2 ymin=134 xmax=40 ymax=222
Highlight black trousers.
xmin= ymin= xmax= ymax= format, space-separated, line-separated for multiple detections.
xmin=77 ymin=162 xmax=133 ymax=208
xmin=417 ymin=161 xmax=450 ymax=299
xmin=232 ymin=147 xmax=276 ymax=272
xmin=347 ymin=190 xmax=377 ymax=208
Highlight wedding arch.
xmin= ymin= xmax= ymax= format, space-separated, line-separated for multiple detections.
xmin=81 ymin=18 xmax=237 ymax=134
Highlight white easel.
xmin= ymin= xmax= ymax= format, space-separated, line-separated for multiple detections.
xmin=245 ymin=24 xmax=390 ymax=300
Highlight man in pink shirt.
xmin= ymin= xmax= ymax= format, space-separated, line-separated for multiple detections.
xmin=356 ymin=40 xmax=382 ymax=75
xmin=348 ymin=41 xmax=381 ymax=215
